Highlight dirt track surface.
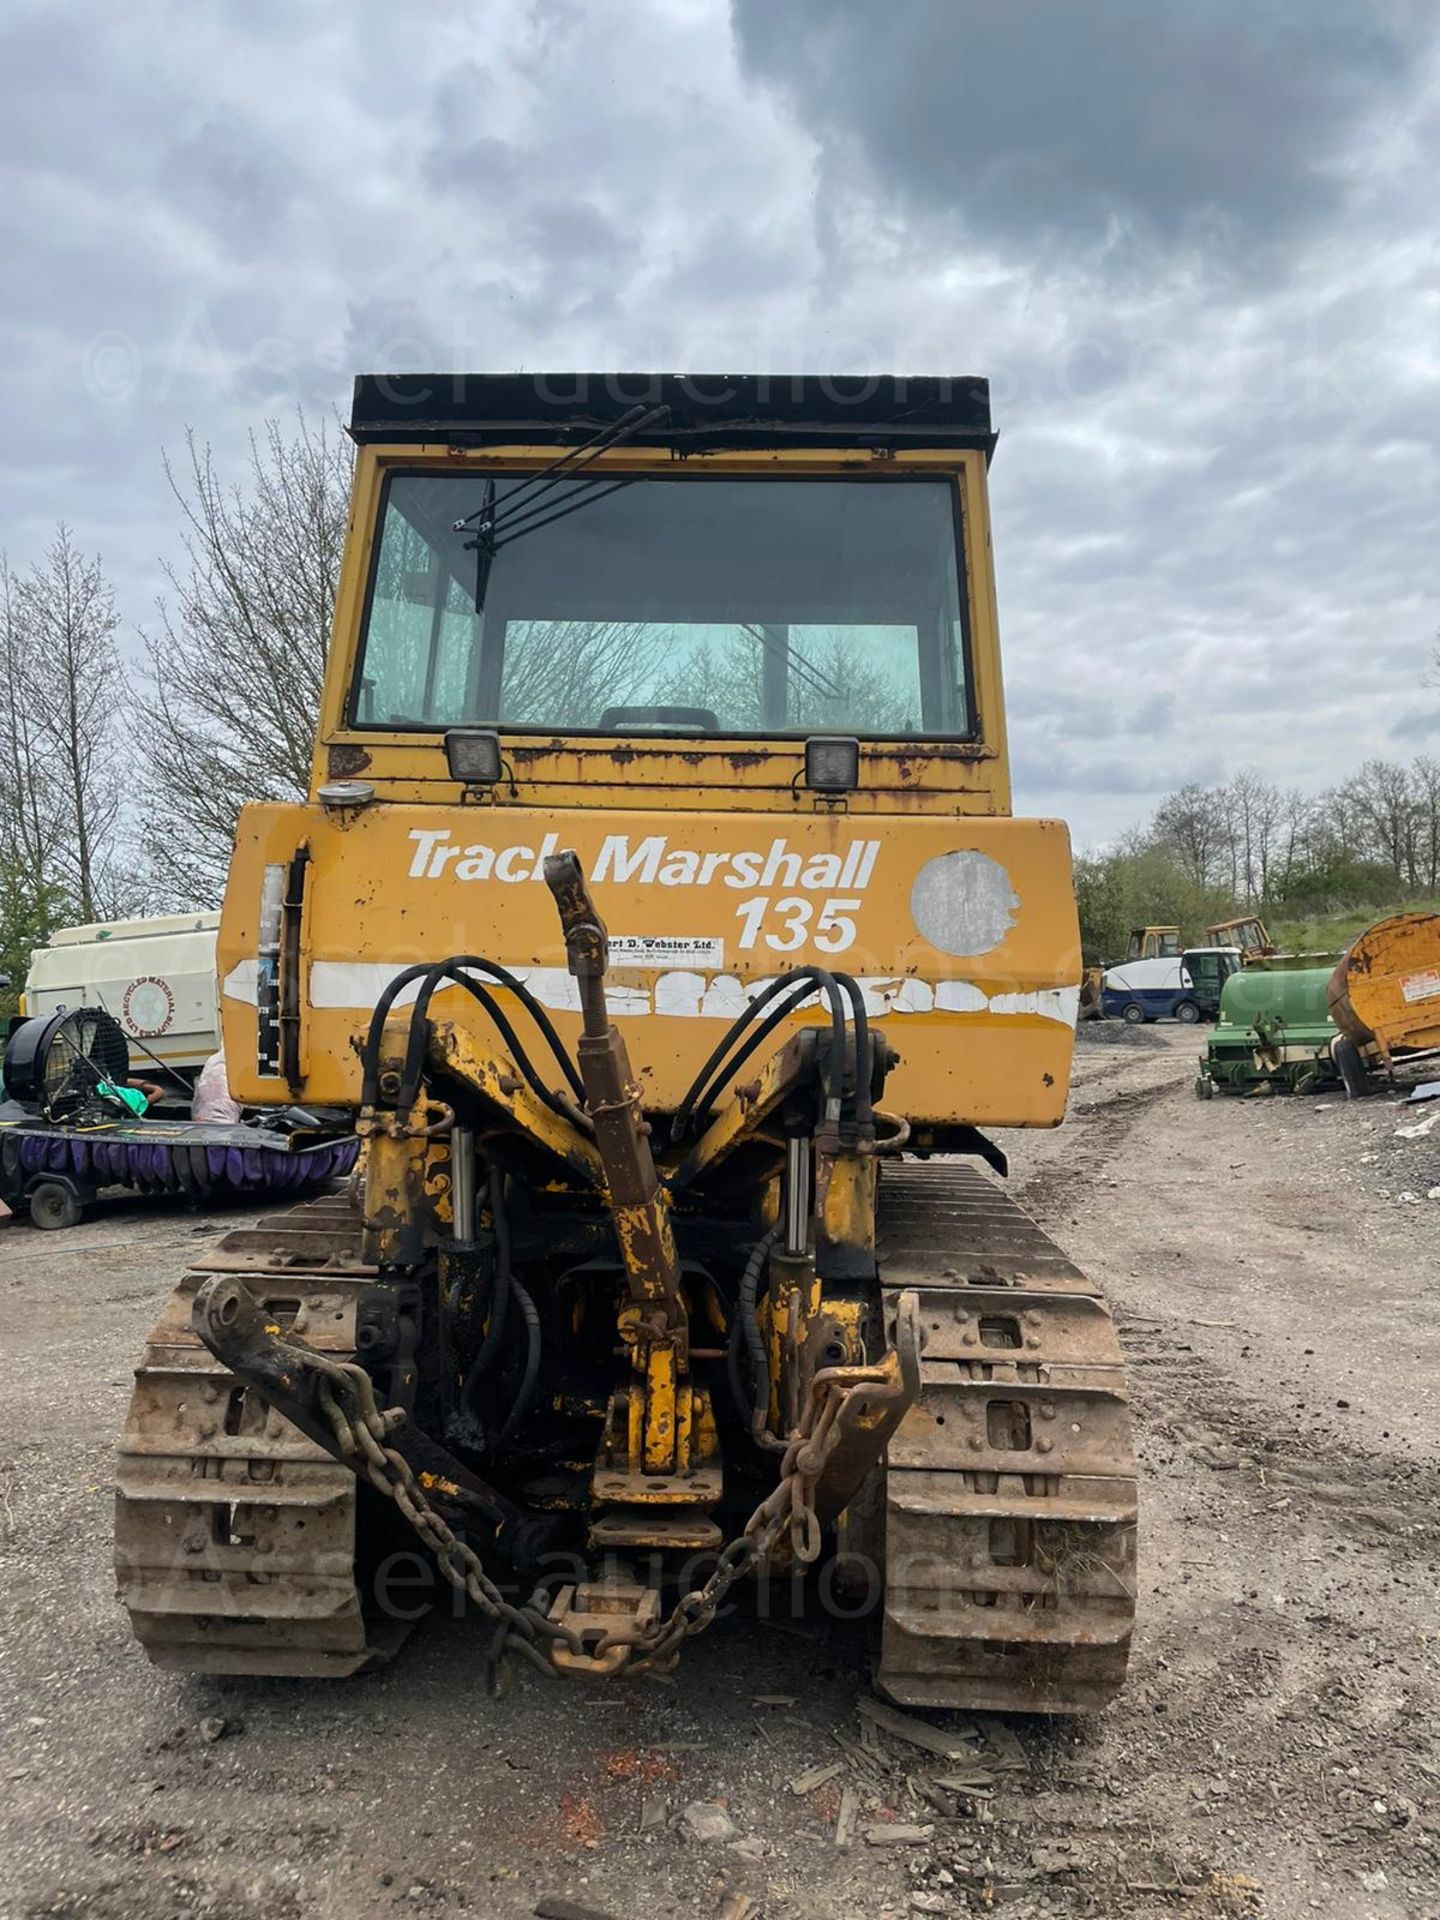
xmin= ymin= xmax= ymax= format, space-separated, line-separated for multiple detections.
xmin=2 ymin=1029 xmax=1438 ymax=1920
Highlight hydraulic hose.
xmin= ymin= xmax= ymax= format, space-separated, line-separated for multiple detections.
xmin=360 ymin=956 xmax=583 ymax=1109
xmin=725 ymin=1308 xmax=751 ymax=1430
xmin=674 ymin=982 xmax=816 ymax=1143
xmin=393 ymin=965 xmax=571 ymax=1119
xmin=459 ymin=1168 xmax=513 ymax=1417
xmin=836 ymin=975 xmax=874 ymax=1132
xmin=493 ymin=1277 xmax=542 ymax=1449
xmin=738 ymin=1221 xmax=784 ymax=1441
xmin=673 ymin=966 xmax=849 ymax=1139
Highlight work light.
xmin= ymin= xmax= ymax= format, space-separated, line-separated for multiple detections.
xmin=445 ymin=728 xmax=504 ymax=786
xmin=804 ymin=735 xmax=861 ymax=794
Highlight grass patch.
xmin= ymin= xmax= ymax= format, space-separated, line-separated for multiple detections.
xmin=1267 ymin=898 xmax=1440 ymax=955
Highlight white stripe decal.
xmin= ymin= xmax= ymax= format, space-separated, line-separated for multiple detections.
xmin=222 ymin=961 xmax=1078 ymax=1029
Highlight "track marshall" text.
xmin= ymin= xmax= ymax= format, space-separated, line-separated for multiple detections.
xmin=405 ymin=830 xmax=881 ymax=891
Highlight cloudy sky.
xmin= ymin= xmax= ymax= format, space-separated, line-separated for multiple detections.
xmin=3 ymin=0 xmax=1437 ymax=845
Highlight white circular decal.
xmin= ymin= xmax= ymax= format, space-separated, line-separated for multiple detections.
xmin=910 ymin=851 xmax=1019 ymax=957
xmin=123 ymin=975 xmax=176 ymax=1037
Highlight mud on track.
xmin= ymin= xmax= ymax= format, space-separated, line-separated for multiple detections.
xmin=1 ymin=1029 xmax=1436 ymax=1920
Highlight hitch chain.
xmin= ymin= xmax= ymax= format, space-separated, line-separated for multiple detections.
xmin=310 ymin=1351 xmax=868 ymax=1686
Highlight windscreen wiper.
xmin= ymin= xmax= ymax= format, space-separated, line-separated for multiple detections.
xmin=454 ymin=402 xmax=670 ymax=612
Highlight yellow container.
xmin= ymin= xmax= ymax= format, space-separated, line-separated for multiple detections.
xmin=1327 ymin=911 xmax=1440 ymax=1059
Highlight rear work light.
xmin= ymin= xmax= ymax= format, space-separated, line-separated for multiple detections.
xmin=804 ymin=735 xmax=861 ymax=795
xmin=445 ymin=728 xmax=504 ymax=787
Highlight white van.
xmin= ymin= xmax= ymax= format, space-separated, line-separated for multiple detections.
xmin=23 ymin=913 xmax=221 ymax=1082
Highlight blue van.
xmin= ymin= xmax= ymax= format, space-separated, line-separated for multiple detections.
xmin=1101 ymin=948 xmax=1240 ymax=1025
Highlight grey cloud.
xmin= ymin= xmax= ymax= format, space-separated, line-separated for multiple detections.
xmin=518 ymin=200 xmax=626 ymax=264
xmin=731 ymin=0 xmax=1434 ymax=256
xmin=158 ymin=116 xmax=298 ymax=255
xmin=0 ymin=0 xmax=1437 ymax=852
xmin=659 ymin=217 xmax=800 ymax=308
xmin=1389 ymin=707 xmax=1440 ymax=742
xmin=422 ymin=135 xmax=519 ymax=196
xmin=1010 ymin=741 xmax=1208 ymax=800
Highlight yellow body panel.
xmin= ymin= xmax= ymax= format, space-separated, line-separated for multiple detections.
xmin=221 ymin=800 xmax=1079 ymax=1125
xmin=218 ymin=433 xmax=1082 ymax=1131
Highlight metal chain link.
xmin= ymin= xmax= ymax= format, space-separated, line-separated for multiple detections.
xmin=310 ymin=1349 xmax=867 ymax=1685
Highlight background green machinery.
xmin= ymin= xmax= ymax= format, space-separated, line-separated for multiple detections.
xmin=1197 ymin=967 xmax=1339 ymax=1097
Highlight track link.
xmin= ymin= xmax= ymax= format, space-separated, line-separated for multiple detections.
xmin=115 ymin=1193 xmax=401 ymax=1677
xmin=874 ymin=1161 xmax=1136 ymax=1713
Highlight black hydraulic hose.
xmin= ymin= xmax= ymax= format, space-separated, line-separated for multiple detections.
xmin=460 ymin=1168 xmax=513 ymax=1412
xmin=679 ymin=983 xmax=818 ymax=1138
xmin=361 ymin=957 xmax=583 ymax=1107
xmin=673 ymin=969 xmax=828 ymax=1124
xmin=395 ymin=964 xmax=575 ymax=1119
xmin=673 ymin=966 xmax=848 ymax=1138
xmin=836 ymin=974 xmax=874 ymax=1131
xmin=725 ymin=1308 xmax=751 ymax=1430
xmin=739 ymin=1222 xmax=783 ymax=1438
xmin=493 ymin=1276 xmax=541 ymax=1449
xmin=442 ymin=956 xmax=584 ymax=1097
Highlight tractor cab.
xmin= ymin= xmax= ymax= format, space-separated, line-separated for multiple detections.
xmin=1205 ymin=915 xmax=1275 ymax=962
xmin=1125 ymin=925 xmax=1182 ymax=962
xmin=1180 ymin=946 xmax=1242 ymax=1020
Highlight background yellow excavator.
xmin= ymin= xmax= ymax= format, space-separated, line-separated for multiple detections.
xmin=115 ymin=374 xmax=1136 ymax=1712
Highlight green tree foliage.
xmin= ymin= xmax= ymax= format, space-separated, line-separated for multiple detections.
xmin=1073 ymin=845 xmax=1232 ymax=965
xmin=0 ymin=861 xmax=68 ymax=1019
xmin=1077 ymin=758 xmax=1440 ymax=962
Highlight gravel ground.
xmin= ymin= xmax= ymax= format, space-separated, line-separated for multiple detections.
xmin=1073 ymin=1020 xmax=1170 ymax=1050
xmin=1 ymin=1029 xmax=1437 ymax=1920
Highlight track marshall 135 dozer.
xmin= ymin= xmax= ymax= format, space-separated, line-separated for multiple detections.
xmin=115 ymin=374 xmax=1136 ymax=1712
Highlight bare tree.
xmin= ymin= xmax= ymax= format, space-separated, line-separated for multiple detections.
xmin=1411 ymin=756 xmax=1440 ymax=893
xmin=0 ymin=556 xmax=64 ymax=883
xmin=1221 ymin=770 xmax=1289 ymax=906
xmin=1150 ymin=782 xmax=1229 ymax=890
xmin=13 ymin=527 xmax=128 ymax=922
xmin=1339 ymin=758 xmax=1420 ymax=886
xmin=498 ymin=619 xmax=669 ymax=727
xmin=137 ymin=412 xmax=353 ymax=903
xmin=1270 ymin=787 xmax=1314 ymax=902
xmin=654 ymin=625 xmax=922 ymax=733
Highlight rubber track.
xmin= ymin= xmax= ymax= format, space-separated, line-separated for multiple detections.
xmin=874 ymin=1160 xmax=1137 ymax=1713
xmin=114 ymin=1193 xmax=399 ymax=1677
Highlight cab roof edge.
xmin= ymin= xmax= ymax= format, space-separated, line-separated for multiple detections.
xmin=347 ymin=373 xmax=997 ymax=459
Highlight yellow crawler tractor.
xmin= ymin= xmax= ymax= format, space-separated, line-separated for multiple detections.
xmin=115 ymin=375 xmax=1136 ymax=1711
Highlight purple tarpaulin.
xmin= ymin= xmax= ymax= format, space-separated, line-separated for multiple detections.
xmin=10 ymin=1128 xmax=358 ymax=1195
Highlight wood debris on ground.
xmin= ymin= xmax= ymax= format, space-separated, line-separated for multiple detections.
xmin=788 ymin=1759 xmax=846 ymax=1795
xmin=974 ymin=1713 xmax=1029 ymax=1773
xmin=855 ymin=1697 xmax=983 ymax=1762
xmin=806 ymin=1697 xmax=1032 ymax=1845
xmin=834 ymin=1783 xmax=859 ymax=1851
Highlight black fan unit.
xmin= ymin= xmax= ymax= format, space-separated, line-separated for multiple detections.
xmin=3 ymin=1008 xmax=131 ymax=1117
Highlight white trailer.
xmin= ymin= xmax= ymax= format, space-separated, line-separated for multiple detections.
xmin=23 ymin=913 xmax=220 ymax=1082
